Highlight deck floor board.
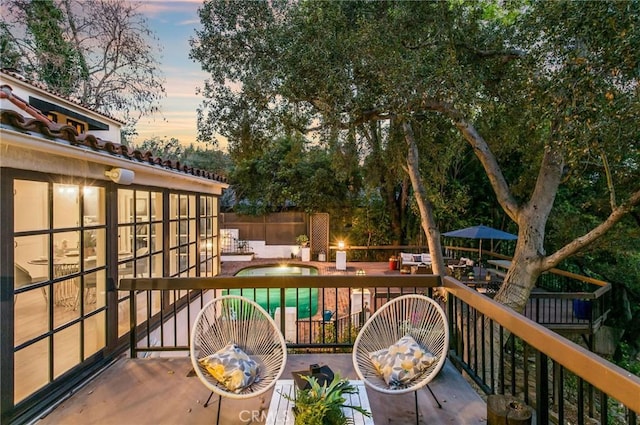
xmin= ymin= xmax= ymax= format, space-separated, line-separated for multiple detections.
xmin=36 ymin=354 xmax=486 ymax=425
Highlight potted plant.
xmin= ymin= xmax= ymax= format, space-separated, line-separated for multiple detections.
xmin=83 ymin=230 xmax=97 ymax=257
xmin=296 ymin=234 xmax=311 ymax=261
xmin=284 ymin=374 xmax=371 ymax=425
xmin=296 ymin=234 xmax=309 ymax=247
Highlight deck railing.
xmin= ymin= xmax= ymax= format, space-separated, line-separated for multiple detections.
xmin=119 ymin=275 xmax=440 ymax=355
xmin=444 ymin=276 xmax=639 ymax=425
xmin=119 ymin=274 xmax=640 ymax=425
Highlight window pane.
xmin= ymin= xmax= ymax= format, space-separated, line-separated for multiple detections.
xmin=118 ymin=299 xmax=130 ymax=338
xmin=169 ymin=193 xmax=179 ymax=219
xmin=54 ymin=324 xmax=80 ymax=378
xmin=150 ymin=191 xmax=162 ymax=220
xmin=134 ymin=191 xmax=149 ymax=220
xmin=88 ymin=228 xmax=106 ymax=266
xmin=53 ymin=278 xmax=80 ymax=327
xmin=14 ymin=340 xmax=50 ymax=403
xmin=14 ymin=180 xmax=49 ymax=232
xmin=151 ymin=253 xmax=163 ymax=277
xmin=118 ymin=225 xmax=132 ymax=255
xmin=53 ymin=184 xmax=80 ymax=228
xmin=83 ymin=185 xmax=105 ymax=225
xmin=84 ymin=311 xmax=106 ymax=359
xmin=14 ymin=286 xmax=50 ymax=346
xmin=82 ymin=269 xmax=105 ymax=313
xmin=15 ymin=234 xmax=50 ymax=281
xmin=118 ymin=189 xmax=134 ymax=224
xmin=54 ymin=231 xmax=80 ymax=259
xmin=151 ymin=223 xmax=162 ymax=252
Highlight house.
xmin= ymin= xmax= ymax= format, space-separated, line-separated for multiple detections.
xmin=0 ymin=68 xmax=227 ymax=422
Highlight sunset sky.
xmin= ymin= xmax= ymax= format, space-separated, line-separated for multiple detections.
xmin=135 ymin=0 xmax=209 ymax=148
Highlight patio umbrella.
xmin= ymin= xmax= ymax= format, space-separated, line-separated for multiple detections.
xmin=442 ymin=225 xmax=517 ymax=261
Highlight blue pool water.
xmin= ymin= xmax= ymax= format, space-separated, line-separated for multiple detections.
xmin=229 ymin=265 xmax=319 ymax=318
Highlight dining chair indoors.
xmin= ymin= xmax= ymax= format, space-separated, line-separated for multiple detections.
xmin=14 ymin=263 xmax=48 ymax=305
xmin=352 ymin=294 xmax=449 ymax=425
xmin=190 ymin=295 xmax=287 ymax=424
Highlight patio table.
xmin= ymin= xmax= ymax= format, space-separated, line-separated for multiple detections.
xmin=265 ymin=379 xmax=374 ymax=425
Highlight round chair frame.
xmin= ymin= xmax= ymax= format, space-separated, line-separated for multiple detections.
xmin=352 ymin=294 xmax=449 ymax=395
xmin=190 ymin=294 xmax=287 ymax=419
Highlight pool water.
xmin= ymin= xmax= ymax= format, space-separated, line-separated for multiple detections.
xmin=230 ymin=265 xmax=319 ymax=319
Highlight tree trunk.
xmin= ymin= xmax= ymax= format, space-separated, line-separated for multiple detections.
xmin=493 ymin=145 xmax=564 ymax=312
xmin=402 ymin=121 xmax=446 ymax=277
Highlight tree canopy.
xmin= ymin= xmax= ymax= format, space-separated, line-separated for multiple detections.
xmin=1 ymin=0 xmax=165 ymax=125
xmin=191 ymin=0 xmax=639 ymax=310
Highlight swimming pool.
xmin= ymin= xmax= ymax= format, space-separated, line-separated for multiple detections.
xmin=235 ymin=265 xmax=318 ymax=277
xmin=229 ymin=265 xmax=319 ymax=319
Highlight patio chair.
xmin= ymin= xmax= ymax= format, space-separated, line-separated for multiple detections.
xmin=190 ymin=295 xmax=287 ymax=424
xmin=352 ymin=294 xmax=449 ymax=425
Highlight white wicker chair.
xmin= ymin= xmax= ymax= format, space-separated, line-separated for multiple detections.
xmin=190 ymin=295 xmax=287 ymax=424
xmin=352 ymin=294 xmax=449 ymax=424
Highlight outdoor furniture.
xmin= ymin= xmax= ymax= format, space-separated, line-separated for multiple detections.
xmin=74 ymin=258 xmax=97 ymax=310
xmin=411 ymin=264 xmax=432 ymax=274
xmin=447 ymin=257 xmax=474 ymax=279
xmin=27 ymin=256 xmax=81 ymax=308
xmin=443 ymin=225 xmax=517 ymax=263
xmin=14 ymin=263 xmax=48 ymax=305
xmin=398 ymin=252 xmax=431 ymax=268
xmin=352 ymin=294 xmax=449 ymax=425
xmin=190 ymin=295 xmax=287 ymax=424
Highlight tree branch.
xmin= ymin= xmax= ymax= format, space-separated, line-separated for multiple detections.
xmin=600 ymin=149 xmax=617 ymax=210
xmin=456 ymin=43 xmax=525 ymax=63
xmin=543 ymin=189 xmax=640 ymax=269
xmin=423 ymin=100 xmax=520 ymax=221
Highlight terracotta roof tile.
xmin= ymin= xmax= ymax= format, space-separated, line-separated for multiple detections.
xmin=1 ymin=108 xmax=227 ymax=183
xmin=1 ymin=68 xmax=125 ymax=124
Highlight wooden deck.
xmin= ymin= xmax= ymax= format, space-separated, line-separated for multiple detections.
xmin=31 ymin=259 xmax=596 ymax=423
xmin=36 ymin=354 xmax=486 ymax=425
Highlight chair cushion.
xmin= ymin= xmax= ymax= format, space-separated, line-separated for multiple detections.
xmin=198 ymin=342 xmax=260 ymax=393
xmin=369 ymin=335 xmax=436 ymax=389
xmin=412 ymin=255 xmax=422 ymax=263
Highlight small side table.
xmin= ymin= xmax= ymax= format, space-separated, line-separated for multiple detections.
xmin=266 ymin=380 xmax=374 ymax=425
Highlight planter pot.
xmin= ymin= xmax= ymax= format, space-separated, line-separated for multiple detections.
xmin=300 ymin=247 xmax=311 ymax=262
xmin=573 ymin=299 xmax=592 ymax=320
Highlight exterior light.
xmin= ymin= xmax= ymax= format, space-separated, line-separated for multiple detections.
xmin=356 ymin=269 xmax=366 ymax=276
xmin=105 ymin=168 xmax=134 ymax=185
xmin=338 ymin=241 xmax=345 ymax=250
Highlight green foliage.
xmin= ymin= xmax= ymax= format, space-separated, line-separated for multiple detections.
xmin=0 ymin=23 xmax=20 ymax=70
xmin=283 ymin=374 xmax=371 ymax=425
xmin=2 ymin=0 xmax=165 ymax=124
xmin=230 ymin=135 xmax=356 ymax=214
xmin=314 ymin=322 xmax=359 ymax=349
xmin=135 ymin=137 xmax=231 ymax=176
xmin=192 ymin=0 xmax=640 ymax=311
xmin=296 ymin=234 xmax=309 ymax=247
xmin=24 ymin=0 xmax=83 ymax=95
